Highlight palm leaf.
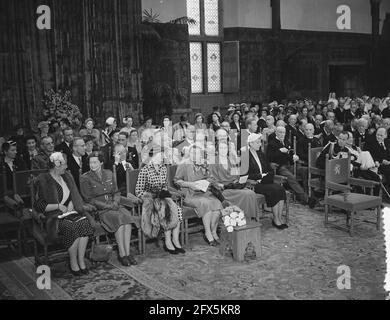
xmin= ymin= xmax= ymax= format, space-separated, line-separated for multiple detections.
xmin=142 ymin=8 xmax=161 ymax=23
xmin=168 ymin=16 xmax=197 ymax=25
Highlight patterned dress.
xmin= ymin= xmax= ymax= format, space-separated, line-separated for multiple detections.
xmin=135 ymin=164 xmax=182 ymax=221
xmin=35 ymin=179 xmax=94 ymax=249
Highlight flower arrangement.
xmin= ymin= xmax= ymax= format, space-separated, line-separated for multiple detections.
xmin=41 ymin=89 xmax=83 ymax=127
xmin=221 ymin=205 xmax=246 ymax=232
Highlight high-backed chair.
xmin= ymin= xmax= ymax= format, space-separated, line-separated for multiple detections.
xmin=166 ymin=165 xmax=202 ymax=245
xmin=324 ymin=155 xmax=382 ymax=235
xmin=12 ymin=169 xmax=48 ymax=248
xmin=0 ymin=170 xmax=23 ymax=255
xmin=308 ymin=145 xmax=325 ymax=198
xmin=30 ymin=175 xmax=67 ymax=266
xmin=113 ymin=166 xmax=143 ymax=254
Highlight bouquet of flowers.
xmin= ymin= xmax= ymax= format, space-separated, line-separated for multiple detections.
xmin=41 ymin=89 xmax=83 ymax=127
xmin=221 ymin=205 xmax=246 ymax=232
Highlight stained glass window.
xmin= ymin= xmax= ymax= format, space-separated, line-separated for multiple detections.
xmin=190 ymin=42 xmax=203 ymax=93
xmin=207 ymin=43 xmax=221 ymax=93
xmin=187 ymin=0 xmax=200 ymax=35
xmin=204 ymin=0 xmax=219 ymax=36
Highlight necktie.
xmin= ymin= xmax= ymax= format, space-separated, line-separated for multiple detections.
xmin=381 ymin=143 xmax=386 ymax=151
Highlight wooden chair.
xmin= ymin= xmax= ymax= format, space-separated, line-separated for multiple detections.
xmin=30 ymin=175 xmax=68 ymax=266
xmin=166 ymin=165 xmax=204 ymax=246
xmin=308 ymin=145 xmax=325 ymax=198
xmin=11 ymin=169 xmax=49 ymax=251
xmin=0 ymin=170 xmax=23 ymax=255
xmin=113 ymin=166 xmax=144 ymax=254
xmin=324 ymin=155 xmax=382 ymax=236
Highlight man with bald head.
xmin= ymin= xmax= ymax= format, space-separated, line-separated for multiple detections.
xmin=286 ymin=114 xmax=298 ymax=145
xmin=366 ymin=127 xmax=390 ymax=190
xmin=267 ymin=126 xmax=316 ymax=207
xmin=322 ymin=120 xmax=336 ymax=146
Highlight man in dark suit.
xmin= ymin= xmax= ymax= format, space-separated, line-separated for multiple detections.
xmin=67 ymin=137 xmax=90 ymax=190
xmin=54 ymin=127 xmax=74 ymax=159
xmin=240 ymin=117 xmax=258 ymax=151
xmin=316 ymin=131 xmax=351 ymax=170
xmin=268 ymin=126 xmax=315 ymax=207
xmin=334 ymin=100 xmax=345 ymax=124
xmin=353 ymin=118 xmax=370 ymax=148
xmin=296 ymin=119 xmax=307 ymax=142
xmin=322 ymin=120 xmax=337 ymax=146
xmin=296 ymin=123 xmax=322 ymax=167
xmin=366 ymin=127 xmax=390 ymax=190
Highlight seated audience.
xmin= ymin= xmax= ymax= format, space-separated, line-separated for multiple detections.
xmin=366 ymin=127 xmax=390 ymax=192
xmin=267 ymin=126 xmax=316 ymax=208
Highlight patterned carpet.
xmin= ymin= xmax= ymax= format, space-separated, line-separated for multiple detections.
xmin=0 ymin=203 xmax=387 ymax=300
xmin=136 ymin=203 xmax=387 ymax=300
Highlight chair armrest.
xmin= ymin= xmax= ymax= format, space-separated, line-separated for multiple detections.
xmin=121 ymin=195 xmax=142 ymax=207
xmin=168 ymin=186 xmax=186 ymax=198
xmin=309 ymin=167 xmax=325 ymax=176
xmin=326 ymin=181 xmax=352 ymax=192
xmin=349 ymin=177 xmax=380 ymax=188
xmin=274 ymin=175 xmax=287 ymax=184
xmin=82 ymin=203 xmax=97 ymax=213
xmin=31 ymin=209 xmax=45 ymax=228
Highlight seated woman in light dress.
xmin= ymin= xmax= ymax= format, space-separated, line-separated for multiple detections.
xmin=209 ymin=140 xmax=259 ymax=220
xmin=174 ymin=144 xmax=223 ymax=246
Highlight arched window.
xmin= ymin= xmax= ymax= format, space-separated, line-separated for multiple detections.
xmin=187 ymin=0 xmax=222 ymax=94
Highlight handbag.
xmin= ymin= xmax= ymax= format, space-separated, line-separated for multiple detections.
xmin=89 ymin=241 xmax=113 ymax=262
xmin=224 ymin=183 xmax=246 ymax=190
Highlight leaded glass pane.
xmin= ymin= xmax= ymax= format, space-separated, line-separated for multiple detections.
xmin=204 ymin=0 xmax=219 ymax=36
xmin=190 ymin=42 xmax=203 ymax=93
xmin=207 ymin=43 xmax=221 ymax=93
xmin=187 ymin=0 xmax=200 ymax=35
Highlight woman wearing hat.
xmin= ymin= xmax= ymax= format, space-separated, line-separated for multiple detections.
xmin=36 ymin=121 xmax=50 ymax=145
xmin=243 ymin=133 xmax=287 ymax=229
xmin=79 ymin=118 xmax=101 ymax=145
xmin=101 ymin=117 xmax=117 ymax=146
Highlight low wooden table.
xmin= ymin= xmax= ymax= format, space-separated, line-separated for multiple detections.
xmin=219 ymin=221 xmax=262 ymax=262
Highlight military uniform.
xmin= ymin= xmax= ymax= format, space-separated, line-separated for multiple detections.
xmin=80 ymin=169 xmax=138 ymax=233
